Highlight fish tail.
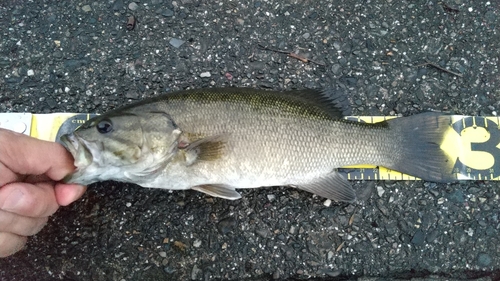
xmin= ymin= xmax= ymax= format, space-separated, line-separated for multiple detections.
xmin=385 ymin=112 xmax=456 ymax=182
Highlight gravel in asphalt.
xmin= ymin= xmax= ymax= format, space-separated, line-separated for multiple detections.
xmin=1 ymin=0 xmax=499 ymax=280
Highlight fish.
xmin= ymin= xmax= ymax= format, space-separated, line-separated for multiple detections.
xmin=60 ymin=87 xmax=456 ymax=203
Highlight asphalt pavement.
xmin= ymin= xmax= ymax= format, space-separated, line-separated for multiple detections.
xmin=0 ymin=0 xmax=499 ymax=280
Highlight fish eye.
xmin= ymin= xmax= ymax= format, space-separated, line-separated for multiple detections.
xmin=96 ymin=119 xmax=113 ymax=134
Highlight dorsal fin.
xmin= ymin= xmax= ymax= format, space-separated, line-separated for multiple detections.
xmin=282 ymin=88 xmax=352 ymax=119
xmin=164 ymin=87 xmax=352 ymax=120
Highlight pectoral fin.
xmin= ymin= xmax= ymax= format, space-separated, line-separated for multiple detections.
xmin=181 ymin=134 xmax=228 ymax=165
xmin=192 ymin=184 xmax=242 ymax=200
xmin=297 ymin=171 xmax=357 ymax=203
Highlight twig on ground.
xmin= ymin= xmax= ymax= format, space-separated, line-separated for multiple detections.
xmin=416 ymin=59 xmax=463 ymax=77
xmin=441 ymin=2 xmax=460 ymax=13
xmin=258 ymin=43 xmax=325 ymax=66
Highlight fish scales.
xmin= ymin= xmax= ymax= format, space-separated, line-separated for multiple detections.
xmin=60 ymin=88 xmax=456 ymax=202
xmin=132 ymin=90 xmax=394 ymax=184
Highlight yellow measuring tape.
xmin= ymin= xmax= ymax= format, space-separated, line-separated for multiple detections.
xmin=1 ymin=113 xmax=498 ymax=181
xmin=341 ymin=115 xmax=500 ymax=181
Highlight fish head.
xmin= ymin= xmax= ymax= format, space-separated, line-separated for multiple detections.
xmin=60 ymin=111 xmax=181 ymax=185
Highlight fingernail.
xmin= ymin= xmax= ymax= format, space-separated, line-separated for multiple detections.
xmin=1 ymin=189 xmax=24 ymax=212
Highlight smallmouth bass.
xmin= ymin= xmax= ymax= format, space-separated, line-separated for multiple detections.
xmin=60 ymin=87 xmax=456 ymax=202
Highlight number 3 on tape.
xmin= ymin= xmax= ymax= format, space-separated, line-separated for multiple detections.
xmin=448 ymin=116 xmax=500 ymax=180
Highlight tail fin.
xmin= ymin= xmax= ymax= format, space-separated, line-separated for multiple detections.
xmin=386 ymin=112 xmax=456 ymax=182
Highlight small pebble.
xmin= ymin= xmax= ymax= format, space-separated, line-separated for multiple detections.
xmin=411 ymin=229 xmax=425 ymax=246
xmin=159 ymin=251 xmax=167 ymax=258
xmin=465 ymin=228 xmax=474 ymax=237
xmin=125 ymin=202 xmax=132 ymax=207
xmin=162 ymin=9 xmax=174 ymax=17
xmin=200 ymin=72 xmax=211 ymax=78
xmin=169 ymin=38 xmax=185 ymax=48
xmin=267 ymin=194 xmax=275 ymax=201
xmin=193 ymin=239 xmax=202 ymax=248
xmin=477 ymin=252 xmax=492 ymax=267
xmin=191 ymin=264 xmax=201 ymax=280
xmin=128 ymin=2 xmax=139 ymax=11
xmin=125 ymin=91 xmax=139 ymax=99
xmin=82 ymin=5 xmax=92 ymax=12
xmin=164 ymin=266 xmax=175 ymax=274
xmin=323 ymin=199 xmax=332 ymax=207
xmin=327 ymin=251 xmax=334 ymax=260
xmin=376 ymin=186 xmax=385 ymax=197
xmin=446 ymin=190 xmax=465 ymax=203
xmin=256 ymin=229 xmax=269 ymax=238
xmin=217 ymin=217 xmax=237 ymax=234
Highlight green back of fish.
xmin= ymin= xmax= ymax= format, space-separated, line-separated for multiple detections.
xmin=110 ymin=87 xmax=350 ymax=121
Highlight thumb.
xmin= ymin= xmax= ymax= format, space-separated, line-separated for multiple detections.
xmin=54 ymin=183 xmax=87 ymax=206
xmin=0 ymin=129 xmax=76 ymax=184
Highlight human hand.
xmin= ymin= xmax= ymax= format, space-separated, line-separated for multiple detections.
xmin=0 ymin=128 xmax=86 ymax=257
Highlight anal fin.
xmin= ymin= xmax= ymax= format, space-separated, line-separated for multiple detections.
xmin=192 ymin=184 xmax=242 ymax=200
xmin=297 ymin=171 xmax=357 ymax=203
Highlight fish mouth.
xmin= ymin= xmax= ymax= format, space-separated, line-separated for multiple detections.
xmin=60 ymin=133 xmax=93 ymax=171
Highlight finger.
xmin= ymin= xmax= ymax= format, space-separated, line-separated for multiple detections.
xmin=0 ymin=162 xmax=21 ymax=189
xmin=54 ymin=183 xmax=87 ymax=206
xmin=0 ymin=232 xmax=27 ymax=258
xmin=7 ymin=173 xmax=58 ymax=185
xmin=0 ymin=182 xmax=59 ymax=218
xmin=0 ymin=210 xmax=47 ymax=236
xmin=0 ymin=129 xmax=76 ymax=185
